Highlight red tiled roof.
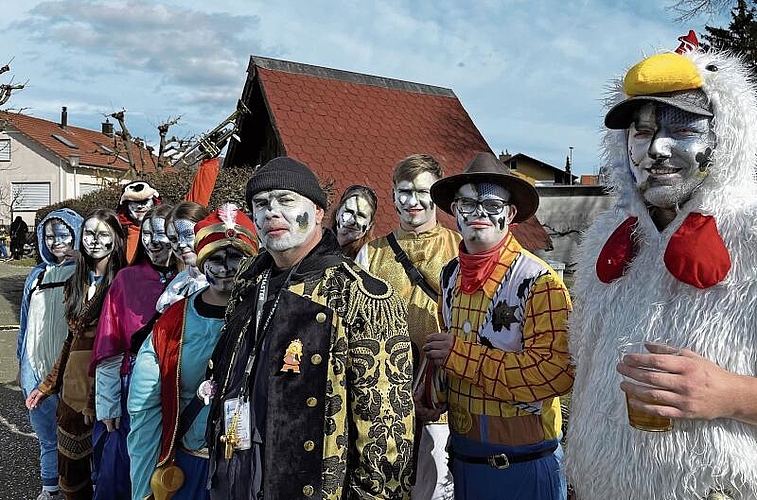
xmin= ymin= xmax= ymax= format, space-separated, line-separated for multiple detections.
xmin=0 ymin=111 xmax=158 ymax=174
xmin=237 ymin=56 xmax=551 ymax=251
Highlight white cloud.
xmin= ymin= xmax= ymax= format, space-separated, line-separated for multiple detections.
xmin=2 ymin=0 xmax=733 ymax=175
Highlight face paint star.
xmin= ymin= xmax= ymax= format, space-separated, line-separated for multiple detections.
xmin=491 ymin=301 xmax=518 ymax=332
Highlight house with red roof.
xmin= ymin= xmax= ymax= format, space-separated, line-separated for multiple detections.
xmin=0 ymin=108 xmax=157 ymax=226
xmin=224 ymin=55 xmax=552 ymax=251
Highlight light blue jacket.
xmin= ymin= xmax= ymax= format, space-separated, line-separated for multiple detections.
xmin=17 ymin=208 xmax=83 ymax=387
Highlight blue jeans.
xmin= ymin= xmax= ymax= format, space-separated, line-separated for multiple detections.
xmin=20 ymin=361 xmax=60 ymax=489
xmin=450 ymin=433 xmax=566 ymax=500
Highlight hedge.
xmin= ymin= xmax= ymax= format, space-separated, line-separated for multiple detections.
xmin=36 ymin=166 xmax=336 ymax=225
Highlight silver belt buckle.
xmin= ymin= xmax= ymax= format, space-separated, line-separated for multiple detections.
xmin=488 ymin=453 xmax=510 ymax=469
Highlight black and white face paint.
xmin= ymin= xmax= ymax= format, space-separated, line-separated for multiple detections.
xmin=126 ymin=198 xmax=155 ymax=223
xmin=454 ymin=183 xmax=515 ymax=253
xmin=393 ymin=171 xmax=437 ymax=230
xmin=203 ymin=247 xmax=244 ymax=295
xmin=44 ymin=219 xmax=74 ymax=261
xmin=628 ymin=102 xmax=715 ymax=209
xmin=82 ymin=218 xmax=115 ymax=260
xmin=167 ymin=218 xmax=197 ymax=267
xmin=141 ymin=217 xmax=172 ymax=266
xmin=335 ymin=194 xmax=374 ymax=246
xmin=250 ymin=189 xmax=319 ymax=253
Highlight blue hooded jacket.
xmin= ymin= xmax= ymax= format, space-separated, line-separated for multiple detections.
xmin=17 ymin=208 xmax=83 ymax=383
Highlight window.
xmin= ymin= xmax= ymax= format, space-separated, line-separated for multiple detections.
xmin=0 ymin=138 xmax=10 ymax=161
xmin=96 ymin=142 xmax=115 ymax=154
xmin=79 ymin=183 xmax=102 ymax=195
xmin=51 ymin=134 xmax=78 ymax=149
xmin=11 ymin=182 xmax=51 ymax=211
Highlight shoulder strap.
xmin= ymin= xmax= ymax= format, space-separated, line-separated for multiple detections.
xmin=386 ymin=232 xmax=439 ymax=303
xmin=33 ymin=266 xmax=69 ymax=291
xmin=176 ymin=394 xmax=206 ymax=442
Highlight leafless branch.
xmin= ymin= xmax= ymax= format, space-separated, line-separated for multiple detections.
xmin=667 ymin=0 xmax=740 ymax=22
xmin=156 ymin=115 xmax=182 ymax=171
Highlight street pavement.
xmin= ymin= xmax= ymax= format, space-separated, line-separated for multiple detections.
xmin=0 ymin=261 xmax=44 ymax=499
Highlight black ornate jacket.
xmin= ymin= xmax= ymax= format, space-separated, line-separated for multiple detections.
xmin=207 ymin=231 xmax=414 ymax=499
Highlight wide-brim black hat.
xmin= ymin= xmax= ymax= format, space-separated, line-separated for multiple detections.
xmin=430 ymin=152 xmax=538 ymax=223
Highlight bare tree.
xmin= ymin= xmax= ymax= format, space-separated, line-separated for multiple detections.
xmin=669 ymin=0 xmax=747 ymax=21
xmin=0 ymin=59 xmax=26 ymax=107
xmin=91 ymin=100 xmax=250 ymax=179
xmin=0 ymin=183 xmax=27 ymax=223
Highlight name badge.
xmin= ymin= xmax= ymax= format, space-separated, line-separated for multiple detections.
xmin=223 ymin=398 xmax=252 ymax=451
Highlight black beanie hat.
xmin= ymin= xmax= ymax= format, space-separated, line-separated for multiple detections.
xmin=245 ymin=157 xmax=327 ymax=209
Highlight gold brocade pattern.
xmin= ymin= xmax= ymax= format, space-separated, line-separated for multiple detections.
xmin=363 ymin=224 xmax=461 ymax=350
xmin=223 ymin=256 xmax=415 ymax=499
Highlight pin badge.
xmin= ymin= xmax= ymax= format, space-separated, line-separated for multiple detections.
xmin=281 ymin=339 xmax=303 ymax=374
xmin=197 ymin=379 xmax=217 ymax=405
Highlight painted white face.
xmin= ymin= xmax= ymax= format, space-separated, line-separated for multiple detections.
xmin=453 ymin=183 xmax=515 ymax=253
xmin=628 ymin=103 xmax=714 ymax=209
xmin=393 ymin=171 xmax=437 ymax=230
xmin=203 ymin=247 xmax=244 ymax=295
xmin=251 ymin=189 xmax=320 ymax=254
xmin=44 ymin=219 xmax=74 ymax=260
xmin=335 ymin=193 xmax=374 ymax=246
xmin=126 ymin=198 xmax=155 ymax=222
xmin=167 ymin=218 xmax=197 ymax=267
xmin=81 ymin=218 xmax=115 ymax=260
xmin=141 ymin=217 xmax=172 ymax=266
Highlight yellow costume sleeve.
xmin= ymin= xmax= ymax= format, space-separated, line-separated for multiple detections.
xmin=345 ymin=277 xmax=415 ymax=499
xmin=444 ymin=274 xmax=574 ymax=403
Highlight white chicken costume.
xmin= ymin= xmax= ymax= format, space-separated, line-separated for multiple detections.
xmin=566 ymin=36 xmax=757 ymax=500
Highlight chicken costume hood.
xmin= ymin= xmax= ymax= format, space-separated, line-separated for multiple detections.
xmin=566 ymin=34 xmax=757 ymax=499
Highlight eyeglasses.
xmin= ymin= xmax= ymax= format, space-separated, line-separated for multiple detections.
xmin=454 ymin=197 xmax=509 ymax=215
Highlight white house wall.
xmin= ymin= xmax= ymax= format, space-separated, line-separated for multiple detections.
xmin=534 ymin=186 xmax=616 ymax=273
xmin=0 ymin=130 xmax=118 ymax=227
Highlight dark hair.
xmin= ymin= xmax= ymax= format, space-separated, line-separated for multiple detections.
xmin=327 ymin=185 xmax=378 ymax=259
xmin=64 ymin=209 xmax=127 ymax=329
xmin=392 ymin=154 xmax=444 ymax=185
xmin=167 ymin=201 xmax=210 ymax=226
xmin=132 ymin=203 xmax=180 ymax=272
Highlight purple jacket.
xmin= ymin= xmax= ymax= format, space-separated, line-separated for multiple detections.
xmin=90 ymin=260 xmax=168 ymax=375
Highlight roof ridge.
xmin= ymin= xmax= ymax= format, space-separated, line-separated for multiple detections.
xmin=249 ymin=55 xmax=457 ymax=97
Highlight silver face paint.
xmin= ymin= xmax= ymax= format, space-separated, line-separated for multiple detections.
xmin=82 ymin=218 xmax=115 ymax=260
xmin=628 ymin=103 xmax=715 ymax=209
xmin=141 ymin=217 xmax=172 ymax=266
xmin=335 ymin=194 xmax=374 ymax=246
xmin=454 ymin=183 xmax=514 ymax=253
xmin=393 ymin=171 xmax=437 ymax=230
xmin=203 ymin=247 xmax=244 ymax=295
xmin=251 ymin=189 xmax=318 ymax=253
xmin=44 ymin=219 xmax=74 ymax=260
xmin=126 ymin=198 xmax=155 ymax=222
xmin=167 ymin=218 xmax=197 ymax=267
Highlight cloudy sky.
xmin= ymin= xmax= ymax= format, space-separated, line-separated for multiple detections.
xmin=1 ymin=0 xmax=729 ymax=176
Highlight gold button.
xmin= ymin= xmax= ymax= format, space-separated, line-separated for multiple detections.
xmin=302 ymin=485 xmax=314 ymax=497
xmin=316 ymin=312 xmax=327 ymax=323
xmin=311 ymin=354 xmax=322 ymax=365
xmin=303 ymin=440 xmax=315 ymax=452
xmin=306 ymin=397 xmax=317 ymax=407
xmin=207 ymin=359 xmax=214 ymax=370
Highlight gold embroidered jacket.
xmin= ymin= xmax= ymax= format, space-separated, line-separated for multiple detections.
xmin=207 ymin=231 xmax=415 ymax=499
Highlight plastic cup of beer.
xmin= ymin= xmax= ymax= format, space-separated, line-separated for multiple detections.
xmin=618 ymin=341 xmax=679 ymax=432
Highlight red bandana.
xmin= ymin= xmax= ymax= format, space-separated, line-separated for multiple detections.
xmin=458 ymin=236 xmax=509 ymax=295
xmin=596 ymin=213 xmax=730 ymax=289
